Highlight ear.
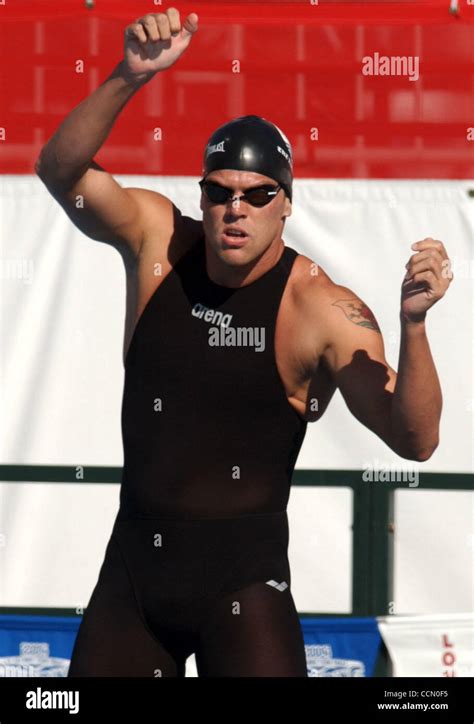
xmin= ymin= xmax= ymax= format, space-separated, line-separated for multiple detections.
xmin=282 ymin=196 xmax=292 ymax=219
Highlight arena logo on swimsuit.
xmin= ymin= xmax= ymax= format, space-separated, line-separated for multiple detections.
xmin=191 ymin=302 xmax=233 ymax=327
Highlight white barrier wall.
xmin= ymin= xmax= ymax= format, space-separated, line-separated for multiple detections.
xmin=1 ymin=176 xmax=472 ymax=470
xmin=1 ymin=176 xmax=472 ymax=612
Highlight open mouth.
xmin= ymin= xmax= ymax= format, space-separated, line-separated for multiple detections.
xmin=223 ymin=229 xmax=247 ymax=238
xmin=221 ymin=229 xmax=248 ymax=245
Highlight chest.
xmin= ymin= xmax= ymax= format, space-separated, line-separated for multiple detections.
xmin=127 ymin=245 xmax=333 ymax=422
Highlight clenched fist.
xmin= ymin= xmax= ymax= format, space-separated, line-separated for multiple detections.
xmin=123 ymin=8 xmax=198 ymax=84
xmin=401 ymin=237 xmax=453 ymax=323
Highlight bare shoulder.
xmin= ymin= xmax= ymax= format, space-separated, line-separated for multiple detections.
xmin=277 ymin=251 xmax=340 ymax=376
xmin=286 ymin=252 xmax=339 ymax=313
xmin=287 ymin=252 xmax=380 ymax=333
xmin=135 ymin=196 xmax=203 ymax=275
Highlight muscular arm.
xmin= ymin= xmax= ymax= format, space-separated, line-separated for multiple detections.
xmin=35 ymin=60 xmax=143 ymax=194
xmin=35 ymin=61 xmax=166 ymax=262
xmin=35 ymin=10 xmax=198 ymax=263
xmin=316 ymin=282 xmax=441 ymax=461
xmin=390 ymin=315 xmax=441 ymax=460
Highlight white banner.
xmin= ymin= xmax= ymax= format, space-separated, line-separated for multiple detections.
xmin=378 ymin=613 xmax=474 ymax=677
xmin=1 ymin=176 xmax=472 ymax=471
xmin=1 ymin=176 xmax=472 ymax=613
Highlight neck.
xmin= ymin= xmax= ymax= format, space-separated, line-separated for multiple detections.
xmin=204 ymin=237 xmax=285 ymax=288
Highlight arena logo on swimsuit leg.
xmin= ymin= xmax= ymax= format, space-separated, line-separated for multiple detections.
xmin=208 ymin=325 xmax=266 ymax=352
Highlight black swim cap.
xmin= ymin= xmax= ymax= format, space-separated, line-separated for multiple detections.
xmin=201 ymin=115 xmax=293 ymax=202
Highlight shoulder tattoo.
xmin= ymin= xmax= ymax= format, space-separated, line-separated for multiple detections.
xmin=332 ymin=299 xmax=381 ymax=333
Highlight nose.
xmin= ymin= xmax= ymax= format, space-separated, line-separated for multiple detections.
xmin=227 ymin=194 xmax=254 ymax=212
xmin=223 ymin=196 xmax=247 ymax=220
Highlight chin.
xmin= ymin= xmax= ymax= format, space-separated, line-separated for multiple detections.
xmin=218 ymin=246 xmax=252 ymax=267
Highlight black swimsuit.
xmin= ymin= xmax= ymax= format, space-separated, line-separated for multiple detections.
xmin=68 ymin=236 xmax=309 ymax=677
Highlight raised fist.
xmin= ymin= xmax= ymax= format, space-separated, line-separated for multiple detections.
xmin=124 ymin=8 xmax=198 ymax=83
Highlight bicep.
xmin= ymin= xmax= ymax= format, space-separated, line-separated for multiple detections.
xmin=322 ymin=291 xmax=397 ymax=442
xmin=43 ymin=162 xmax=172 ymax=260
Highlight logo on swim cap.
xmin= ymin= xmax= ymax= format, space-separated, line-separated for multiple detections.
xmin=206 ymin=141 xmax=226 ymax=157
xmin=277 ymin=145 xmax=290 ymax=163
xmin=272 ymin=122 xmax=293 ymax=168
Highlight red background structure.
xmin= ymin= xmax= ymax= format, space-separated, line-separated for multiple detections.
xmin=0 ymin=0 xmax=473 ymax=178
